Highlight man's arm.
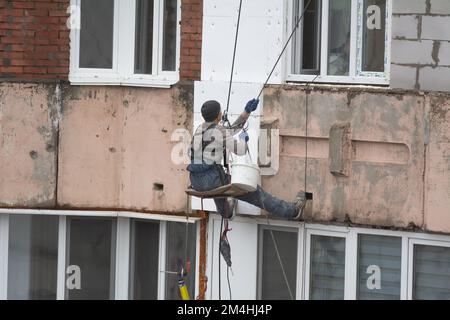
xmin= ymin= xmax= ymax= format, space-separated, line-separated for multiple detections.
xmin=228 ymin=111 xmax=250 ymax=136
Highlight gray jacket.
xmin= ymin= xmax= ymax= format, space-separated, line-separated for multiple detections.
xmin=190 ymin=115 xmax=248 ymax=166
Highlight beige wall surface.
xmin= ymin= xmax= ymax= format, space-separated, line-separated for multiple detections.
xmin=0 ymin=82 xmax=193 ymax=213
xmin=262 ymin=86 xmax=449 ymax=233
xmin=0 ymin=83 xmax=58 ymax=207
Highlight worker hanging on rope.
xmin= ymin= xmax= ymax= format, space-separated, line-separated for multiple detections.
xmin=187 ymin=99 xmax=307 ymax=221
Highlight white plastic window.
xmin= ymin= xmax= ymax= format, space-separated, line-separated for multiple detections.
xmin=69 ymin=0 xmax=181 ymax=87
xmin=288 ymin=0 xmax=391 ymax=85
xmin=257 ymin=225 xmax=298 ymax=300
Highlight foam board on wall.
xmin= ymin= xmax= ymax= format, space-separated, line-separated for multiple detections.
xmin=204 ymin=0 xmax=283 ymax=18
xmin=201 ymin=3 xmax=285 ymax=83
xmin=208 ymin=218 xmax=258 ymax=300
xmin=194 ymin=81 xmax=263 ymax=116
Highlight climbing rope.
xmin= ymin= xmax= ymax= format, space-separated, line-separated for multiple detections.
xmin=219 ymin=0 xmax=244 ymax=301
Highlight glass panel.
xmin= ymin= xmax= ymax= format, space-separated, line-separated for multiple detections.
xmin=413 ymin=245 xmax=450 ymax=300
xmin=7 ymin=215 xmax=58 ymax=300
xmin=79 ymin=0 xmax=114 ymax=69
xmin=310 ymin=235 xmax=345 ymax=300
xmin=129 ymin=219 xmax=160 ymax=300
xmin=66 ymin=218 xmax=116 ymax=300
xmin=162 ymin=0 xmax=178 ymax=71
xmin=357 ymin=235 xmax=401 ymax=300
xmin=328 ymin=0 xmax=351 ymax=76
xmin=165 ymin=222 xmax=197 ymax=300
xmin=292 ymin=0 xmax=321 ymax=74
xmin=135 ymin=0 xmax=155 ymax=74
xmin=260 ymin=228 xmax=298 ymax=300
xmin=362 ymin=0 xmax=386 ymax=72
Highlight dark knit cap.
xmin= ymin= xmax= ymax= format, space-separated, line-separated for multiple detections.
xmin=201 ymin=100 xmax=221 ymax=122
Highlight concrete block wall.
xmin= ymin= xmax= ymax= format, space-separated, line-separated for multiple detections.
xmin=391 ymin=0 xmax=450 ymax=92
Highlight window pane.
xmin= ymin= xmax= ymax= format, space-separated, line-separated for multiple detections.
xmin=292 ymin=0 xmax=321 ymax=74
xmin=135 ymin=0 xmax=154 ymax=74
xmin=357 ymin=235 xmax=401 ymax=300
xmin=162 ymin=0 xmax=178 ymax=71
xmin=79 ymin=0 xmax=114 ymax=69
xmin=328 ymin=0 xmax=351 ymax=76
xmin=361 ymin=0 xmax=386 ymax=72
xmin=129 ymin=219 xmax=160 ymax=300
xmin=165 ymin=222 xmax=197 ymax=300
xmin=8 ymin=215 xmax=58 ymax=300
xmin=66 ymin=218 xmax=116 ymax=300
xmin=310 ymin=235 xmax=345 ymax=300
xmin=259 ymin=227 xmax=298 ymax=300
xmin=413 ymin=245 xmax=450 ymax=300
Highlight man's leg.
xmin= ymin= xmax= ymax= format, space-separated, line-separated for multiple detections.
xmin=235 ymin=185 xmax=297 ymax=219
xmin=189 ymin=168 xmax=233 ymax=219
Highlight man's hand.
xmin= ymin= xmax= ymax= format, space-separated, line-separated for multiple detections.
xmin=239 ymin=131 xmax=249 ymax=142
xmin=244 ymin=98 xmax=259 ymax=114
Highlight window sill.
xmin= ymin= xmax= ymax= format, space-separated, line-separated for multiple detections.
xmin=69 ymin=74 xmax=179 ymax=88
xmin=286 ymin=74 xmax=389 ymax=86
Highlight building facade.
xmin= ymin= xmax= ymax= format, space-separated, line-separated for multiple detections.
xmin=0 ymin=0 xmax=450 ymax=300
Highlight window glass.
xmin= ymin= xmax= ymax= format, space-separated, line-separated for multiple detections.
xmin=66 ymin=218 xmax=116 ymax=300
xmin=361 ymin=0 xmax=386 ymax=72
xmin=328 ymin=0 xmax=351 ymax=76
xmin=357 ymin=235 xmax=401 ymax=300
xmin=162 ymin=0 xmax=178 ymax=71
xmin=129 ymin=220 xmax=160 ymax=300
xmin=8 ymin=215 xmax=58 ymax=300
xmin=135 ymin=0 xmax=154 ymax=74
xmin=259 ymin=227 xmax=298 ymax=300
xmin=292 ymin=0 xmax=321 ymax=74
xmin=413 ymin=245 xmax=450 ymax=300
xmin=165 ymin=222 xmax=197 ymax=300
xmin=310 ymin=235 xmax=345 ymax=300
xmin=79 ymin=0 xmax=114 ymax=69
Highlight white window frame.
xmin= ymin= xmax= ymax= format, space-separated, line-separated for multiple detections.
xmin=351 ymin=228 xmax=407 ymax=300
xmin=0 ymin=214 xmax=9 ymax=300
xmin=286 ymin=0 xmax=392 ymax=85
xmin=256 ymin=224 xmax=300 ymax=300
xmin=0 ymin=209 xmax=200 ymax=300
xmin=407 ymin=238 xmax=450 ymax=300
xmin=69 ymin=0 xmax=181 ymax=88
xmin=304 ymin=226 xmax=349 ymax=300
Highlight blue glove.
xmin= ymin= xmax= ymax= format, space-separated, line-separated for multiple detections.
xmin=239 ymin=131 xmax=249 ymax=142
xmin=245 ymin=98 xmax=259 ymax=113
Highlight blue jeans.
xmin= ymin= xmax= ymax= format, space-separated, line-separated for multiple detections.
xmin=188 ymin=165 xmax=297 ymax=219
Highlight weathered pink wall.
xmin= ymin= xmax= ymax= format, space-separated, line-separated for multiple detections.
xmin=425 ymin=95 xmax=450 ymax=233
xmin=0 ymin=83 xmax=57 ymax=207
xmin=262 ymin=86 xmax=449 ymax=233
xmin=0 ymin=82 xmax=193 ymax=213
xmin=58 ymin=85 xmax=192 ymax=212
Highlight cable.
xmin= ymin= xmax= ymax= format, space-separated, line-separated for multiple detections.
xmin=225 ymin=0 xmax=244 ymax=116
xmin=304 ymin=75 xmax=319 ymax=193
xmin=218 ymin=216 xmax=224 ymax=300
xmin=256 ymin=0 xmax=313 ymax=100
xmin=227 ymin=266 xmax=232 ymax=300
xmin=219 ymin=0 xmax=243 ymax=301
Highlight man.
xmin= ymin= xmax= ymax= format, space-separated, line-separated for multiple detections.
xmin=187 ymin=99 xmax=307 ymax=220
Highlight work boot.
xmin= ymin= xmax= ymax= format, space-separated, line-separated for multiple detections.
xmin=292 ymin=192 xmax=307 ymax=221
